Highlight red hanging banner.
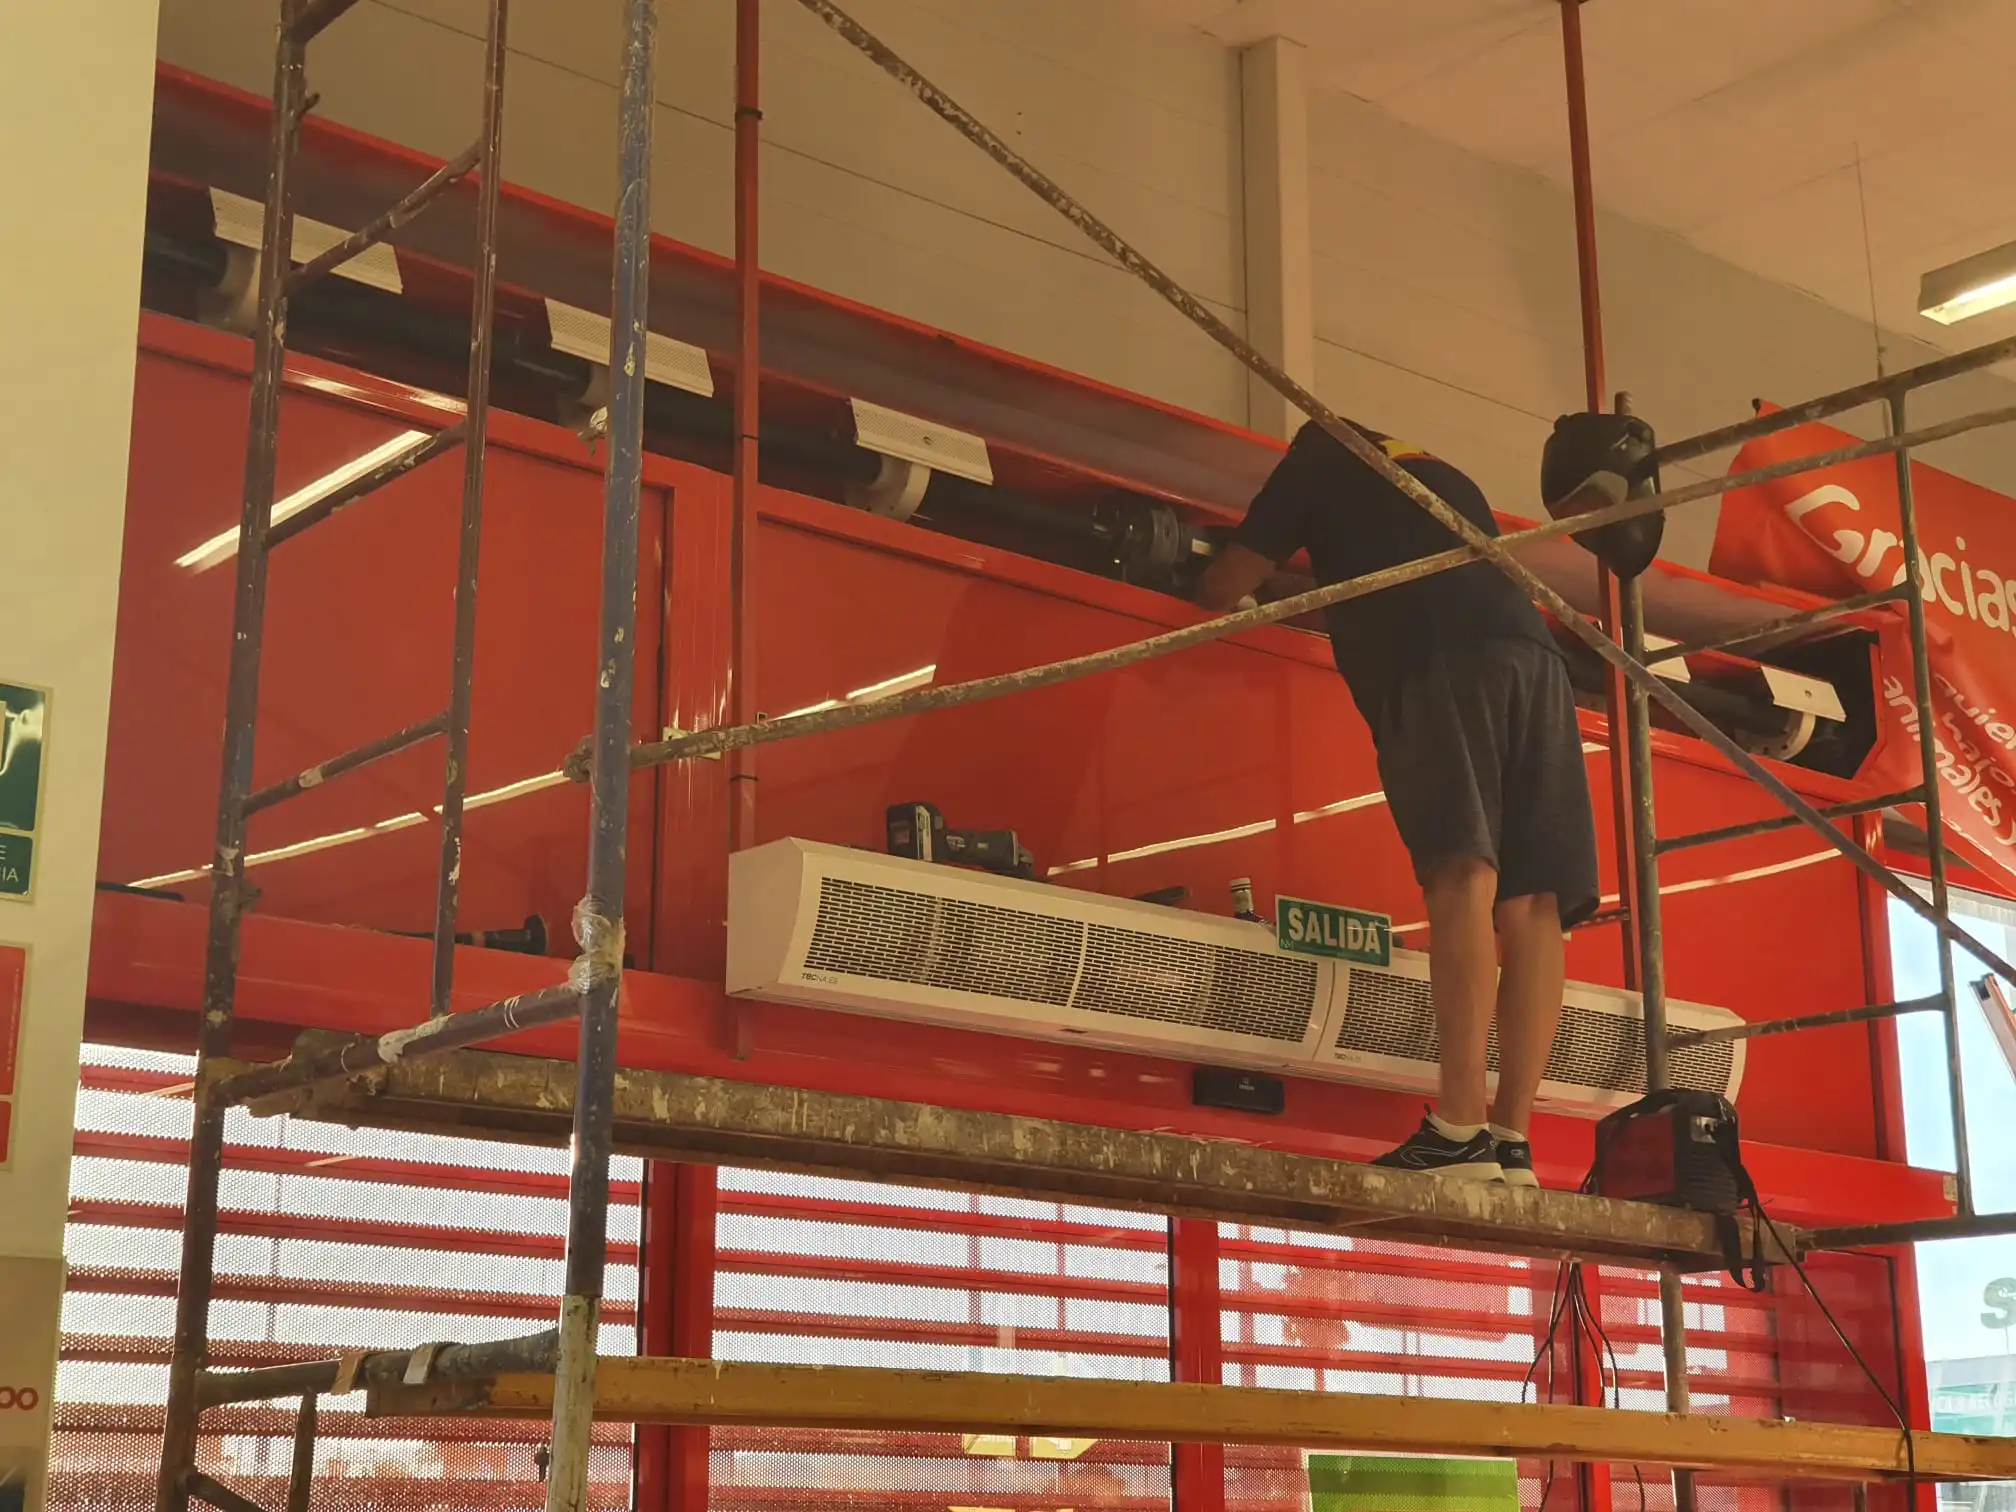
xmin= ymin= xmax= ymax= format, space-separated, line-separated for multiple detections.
xmin=1712 ymin=413 xmax=2016 ymax=894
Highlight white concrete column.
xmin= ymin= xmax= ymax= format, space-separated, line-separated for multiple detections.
xmin=1240 ymin=35 xmax=1316 ymax=440
xmin=0 ymin=3 xmax=159 ymax=1505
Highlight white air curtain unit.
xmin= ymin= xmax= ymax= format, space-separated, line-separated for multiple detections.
xmin=1314 ymin=948 xmax=1745 ymax=1116
xmin=728 ymin=839 xmax=1746 ymax=1114
xmin=729 ymin=840 xmax=1335 ymax=1066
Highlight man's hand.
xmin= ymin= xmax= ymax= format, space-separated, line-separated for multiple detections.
xmin=1196 ymin=540 xmax=1276 ymax=614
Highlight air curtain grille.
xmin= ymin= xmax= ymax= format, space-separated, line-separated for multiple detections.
xmin=1335 ymin=969 xmax=1735 ymax=1096
xmin=804 ymin=877 xmax=1080 ymax=1005
xmin=1075 ymin=926 xmax=1317 ymax=1044
xmin=801 ymin=877 xmax=1319 ymax=1043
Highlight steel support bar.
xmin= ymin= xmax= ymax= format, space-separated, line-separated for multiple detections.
xmin=284 ymin=139 xmax=483 ymax=291
xmin=781 ymin=0 xmax=2016 ymax=1008
xmin=1670 ymin=995 xmax=1946 ymax=1049
xmin=430 ymin=0 xmax=511 ymax=1021
xmin=1656 ymin=787 xmax=1926 ymax=855
xmin=728 ymin=0 xmax=762 ymax=857
xmin=1890 ymin=390 xmax=1974 ymax=1217
xmin=155 ymin=14 xmax=307 ymax=1508
xmin=1556 ymin=0 xmax=1638 ymax=1003
xmin=232 ymin=1040 xmax=1797 ymax=1270
xmin=183 ymin=1472 xmax=275 ymax=1512
xmin=211 ymin=982 xmax=580 ymax=1106
xmin=1813 ymin=1211 xmax=2016 ymax=1253
xmin=243 ymin=709 xmax=447 ymax=814
xmin=285 ymin=1395 xmax=317 ymax=1512
xmin=367 ymin=1356 xmax=2016 ymax=1483
xmin=1624 ymin=566 xmax=1697 ymax=1512
xmin=1622 ymin=579 xmax=1669 ymax=1089
xmin=1650 ymin=333 xmax=2016 ymax=472
xmin=1647 ymin=584 xmax=1913 ymax=664
xmin=197 ymin=1330 xmax=559 ymax=1408
xmin=545 ymin=0 xmax=655 ymax=1502
xmin=263 ymin=421 xmax=468 ymax=547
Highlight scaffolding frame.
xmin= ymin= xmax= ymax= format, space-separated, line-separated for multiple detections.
xmin=147 ymin=0 xmax=2016 ymax=1508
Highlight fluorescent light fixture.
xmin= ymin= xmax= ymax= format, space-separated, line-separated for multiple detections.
xmin=1105 ymin=817 xmax=1276 ymax=866
xmin=1920 ymin=238 xmax=2016 ymax=325
xmin=544 ymin=298 xmax=715 ymax=397
xmin=1046 ymin=856 xmax=1101 ymax=877
xmin=454 ymin=770 xmax=568 ymax=812
xmin=776 ymin=698 xmax=843 ymax=721
xmin=851 ymin=398 xmax=994 ymax=486
xmin=176 ymin=430 xmax=431 ymax=571
xmin=209 ymin=186 xmax=404 ymax=294
xmin=1292 ymin=790 xmax=1386 ymax=825
xmin=847 ymin=664 xmax=936 ymax=702
xmin=776 ymin=664 xmax=938 ymax=721
xmin=126 ymin=765 xmax=566 ymax=890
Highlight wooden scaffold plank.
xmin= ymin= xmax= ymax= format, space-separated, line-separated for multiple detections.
xmin=231 ymin=1036 xmax=1796 ymax=1269
xmin=368 ymin=1357 xmax=2009 ymax=1484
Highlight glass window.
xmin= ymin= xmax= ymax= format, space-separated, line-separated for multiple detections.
xmin=1891 ymin=891 xmax=2016 ymax=1512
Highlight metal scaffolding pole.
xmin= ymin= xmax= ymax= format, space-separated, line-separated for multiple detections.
xmin=543 ymin=0 xmax=656 ymax=1504
xmin=152 ymin=0 xmax=517 ymax=1506
xmin=153 ymin=12 xmax=306 ymax=1504
xmin=1890 ymin=391 xmax=1975 ymax=1217
xmin=429 ymin=0 xmax=513 ymax=1018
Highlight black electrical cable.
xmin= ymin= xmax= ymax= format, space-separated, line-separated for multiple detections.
xmin=1756 ymin=1205 xmax=1919 ymax=1505
xmin=1523 ymin=1261 xmax=1579 ymax=1512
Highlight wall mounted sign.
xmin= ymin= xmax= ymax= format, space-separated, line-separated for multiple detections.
xmin=1277 ymin=895 xmax=1393 ymax=967
xmin=0 ymin=682 xmax=48 ymax=903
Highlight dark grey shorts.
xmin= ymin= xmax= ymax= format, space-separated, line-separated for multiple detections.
xmin=1374 ymin=638 xmax=1600 ymax=927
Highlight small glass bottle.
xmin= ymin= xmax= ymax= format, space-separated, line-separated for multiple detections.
xmin=1230 ymin=877 xmax=1262 ymax=923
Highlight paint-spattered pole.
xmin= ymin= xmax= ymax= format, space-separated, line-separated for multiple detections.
xmin=1892 ymin=392 xmax=1974 ymax=1218
xmin=729 ymin=0 xmax=763 ymax=855
xmin=431 ymin=0 xmax=512 ymax=1018
xmin=544 ymin=0 xmax=654 ymax=1504
xmin=154 ymin=14 xmax=307 ymax=1509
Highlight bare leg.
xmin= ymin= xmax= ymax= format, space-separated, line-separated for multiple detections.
xmin=1422 ymin=856 xmax=1500 ymax=1127
xmin=1488 ymin=891 xmax=1566 ymax=1134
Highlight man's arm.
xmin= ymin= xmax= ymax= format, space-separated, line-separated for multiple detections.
xmin=1196 ymin=424 xmax=1320 ymax=613
xmin=1196 ymin=541 xmax=1276 ymax=613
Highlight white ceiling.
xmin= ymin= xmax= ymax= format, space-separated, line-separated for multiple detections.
xmin=1136 ymin=0 xmax=2016 ymax=357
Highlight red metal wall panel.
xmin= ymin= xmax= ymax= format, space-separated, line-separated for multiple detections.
xmin=102 ymin=321 xmax=668 ymax=953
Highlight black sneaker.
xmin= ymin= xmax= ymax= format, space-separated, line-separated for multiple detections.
xmin=1372 ymin=1117 xmax=1503 ymax=1183
xmin=1494 ymin=1136 xmax=1539 ymax=1189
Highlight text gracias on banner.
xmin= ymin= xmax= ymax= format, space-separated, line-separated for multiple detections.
xmin=1712 ymin=410 xmax=2016 ymax=891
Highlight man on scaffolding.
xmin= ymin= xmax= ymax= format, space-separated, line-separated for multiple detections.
xmin=1198 ymin=420 xmax=1599 ymax=1185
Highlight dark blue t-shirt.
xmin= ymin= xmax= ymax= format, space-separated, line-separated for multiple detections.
xmin=1232 ymin=421 xmax=1559 ymax=723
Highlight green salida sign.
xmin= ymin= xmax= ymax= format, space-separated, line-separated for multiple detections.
xmin=1277 ymin=895 xmax=1392 ymax=967
xmin=0 ymin=680 xmax=48 ymax=902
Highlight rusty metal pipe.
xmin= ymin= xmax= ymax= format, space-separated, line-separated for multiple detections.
xmin=430 ymin=0 xmax=511 ymax=1020
xmin=728 ymin=0 xmax=763 ymax=856
xmin=154 ymin=15 xmax=308 ymax=1509
xmin=243 ymin=709 xmax=447 ymax=814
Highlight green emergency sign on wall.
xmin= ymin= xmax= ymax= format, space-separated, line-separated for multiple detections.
xmin=0 ymin=681 xmax=50 ymax=902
